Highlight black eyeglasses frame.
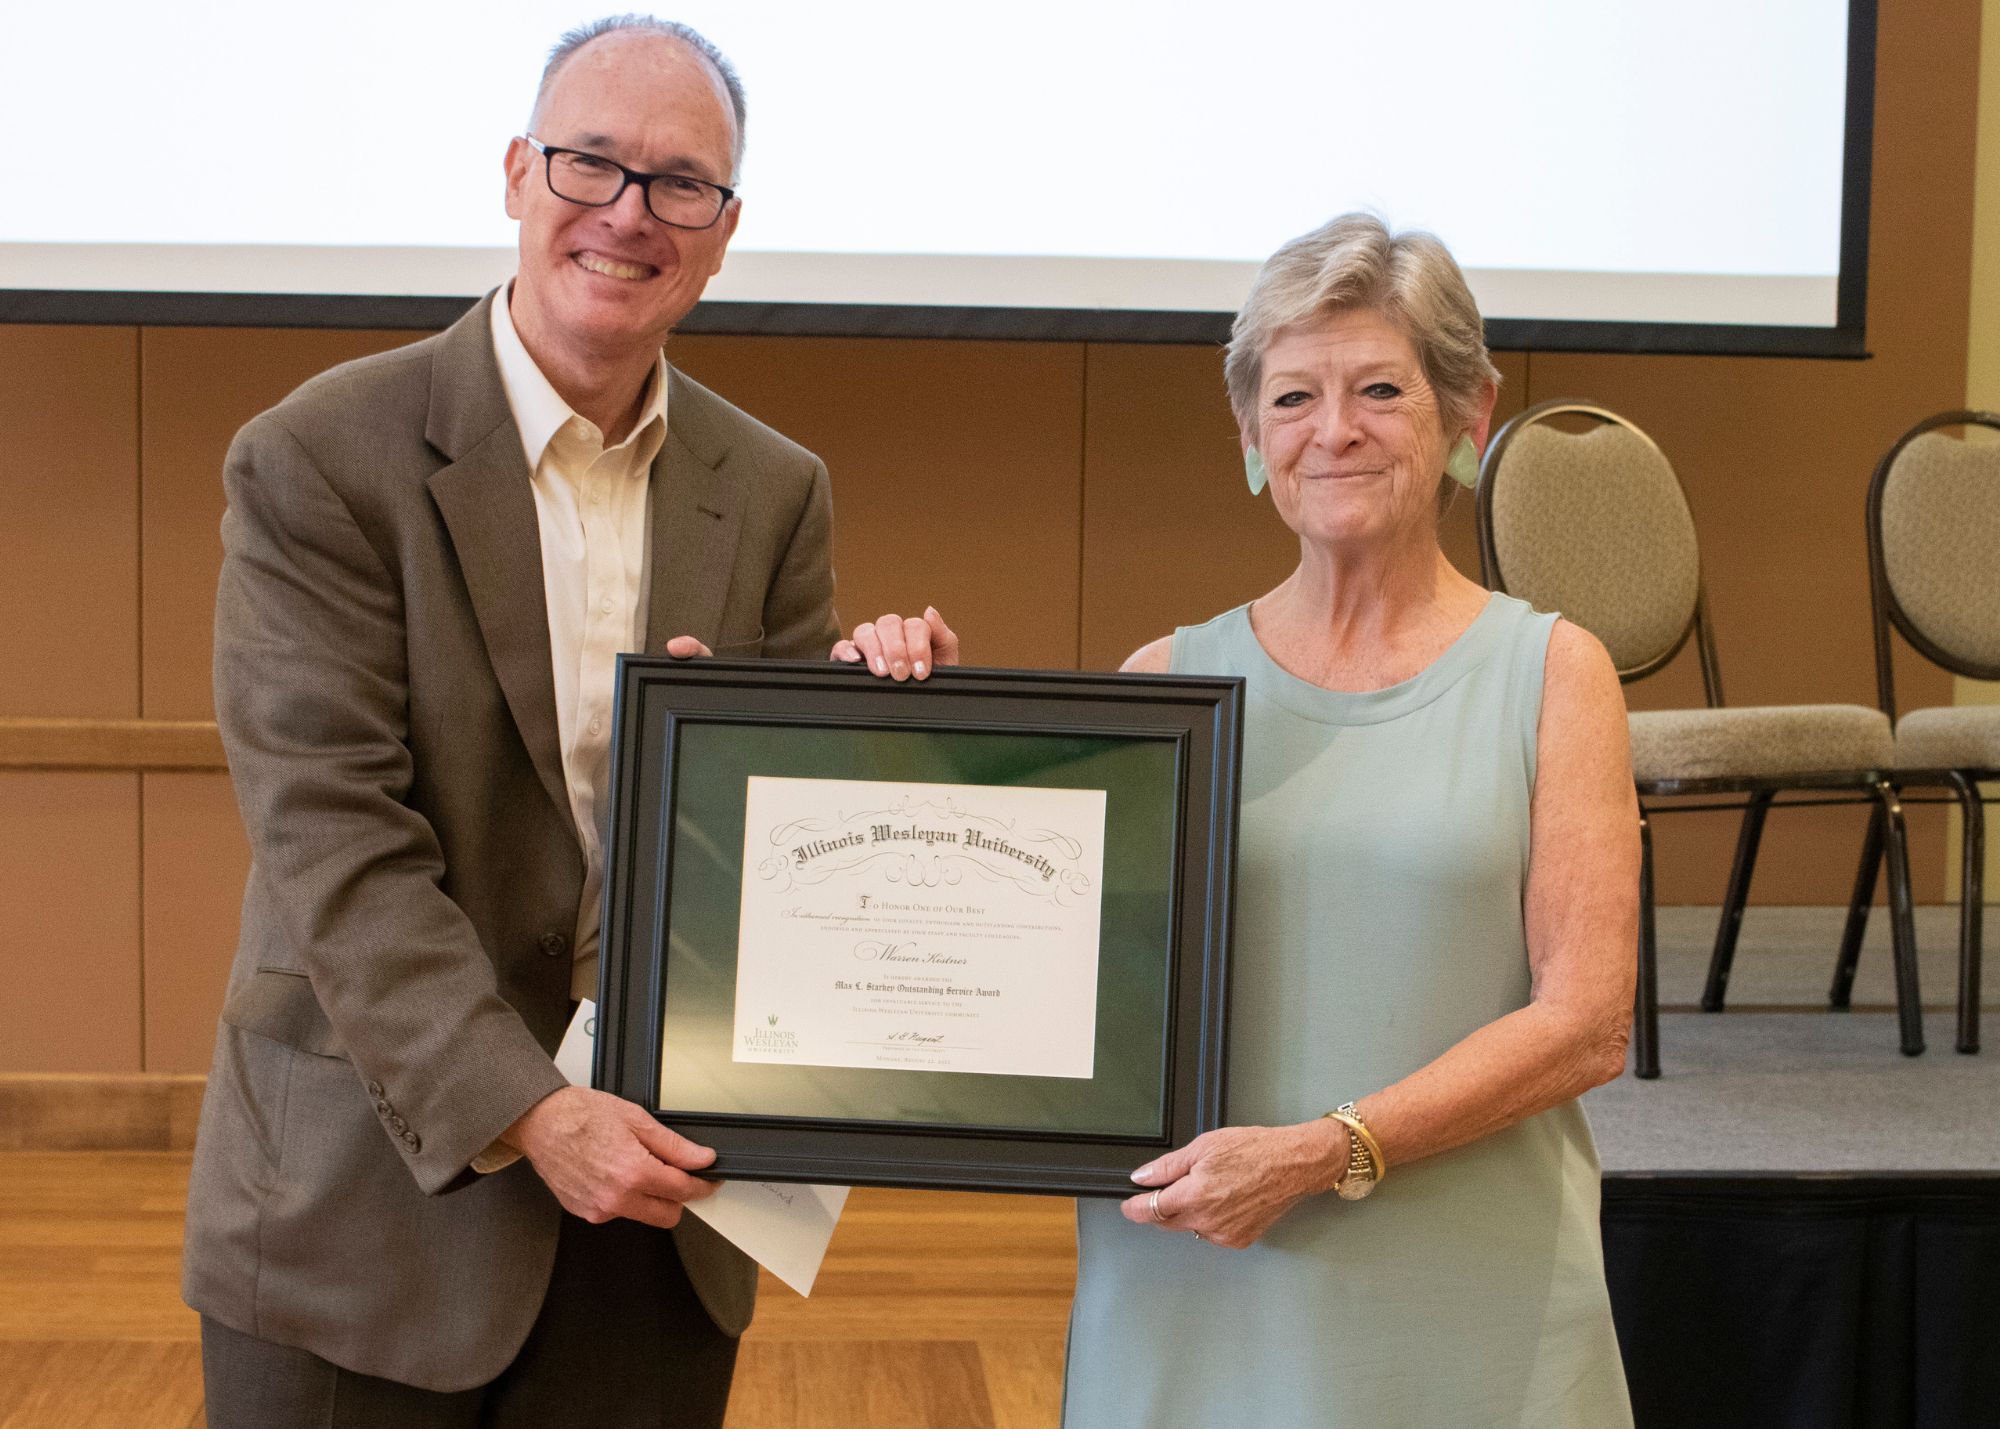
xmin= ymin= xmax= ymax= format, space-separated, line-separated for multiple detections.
xmin=523 ymin=135 xmax=736 ymax=231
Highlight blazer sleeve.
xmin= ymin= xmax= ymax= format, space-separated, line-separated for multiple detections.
xmin=214 ymin=413 xmax=567 ymax=1194
xmin=759 ymin=456 xmax=842 ymax=660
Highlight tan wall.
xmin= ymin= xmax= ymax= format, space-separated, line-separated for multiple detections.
xmin=1972 ymin=0 xmax=2000 ymax=413
xmin=1951 ymin=0 xmax=2000 ymax=895
xmin=0 ymin=0 xmax=1979 ymax=1072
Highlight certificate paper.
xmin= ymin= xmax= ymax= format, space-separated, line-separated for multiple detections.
xmin=731 ymin=776 xmax=1108 ymax=1079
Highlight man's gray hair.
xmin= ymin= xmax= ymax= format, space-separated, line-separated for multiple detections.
xmin=1223 ymin=213 xmax=1500 ymax=438
xmin=533 ymin=15 xmax=747 ymax=181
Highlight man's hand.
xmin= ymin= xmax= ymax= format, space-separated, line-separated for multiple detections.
xmin=663 ymin=636 xmax=712 ymax=658
xmin=501 ymin=1086 xmax=719 ymax=1230
xmin=833 ymin=607 xmax=961 ymax=681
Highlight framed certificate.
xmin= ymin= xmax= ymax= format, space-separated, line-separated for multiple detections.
xmin=595 ymin=658 xmax=1242 ymax=1197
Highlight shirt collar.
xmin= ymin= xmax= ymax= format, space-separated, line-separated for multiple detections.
xmin=489 ymin=281 xmax=669 ymax=472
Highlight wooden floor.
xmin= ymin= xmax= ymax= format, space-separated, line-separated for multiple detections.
xmin=0 ymin=1153 xmax=1075 ymax=1429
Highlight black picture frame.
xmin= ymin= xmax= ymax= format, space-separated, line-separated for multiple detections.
xmin=595 ymin=657 xmax=1242 ymax=1198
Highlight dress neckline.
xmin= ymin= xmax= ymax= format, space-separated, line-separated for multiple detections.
xmin=1224 ymin=591 xmax=1512 ymax=726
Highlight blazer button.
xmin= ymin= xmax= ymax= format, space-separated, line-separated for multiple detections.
xmin=404 ymin=1132 xmax=422 ymax=1152
xmin=539 ymin=932 xmax=569 ymax=958
xmin=390 ymin=1115 xmax=408 ymax=1133
xmin=366 ymin=1081 xmax=384 ymax=1097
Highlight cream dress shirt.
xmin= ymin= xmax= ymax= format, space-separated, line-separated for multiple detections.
xmin=470 ymin=285 xmax=667 ymax=1173
xmin=489 ymin=281 xmax=667 ymax=1002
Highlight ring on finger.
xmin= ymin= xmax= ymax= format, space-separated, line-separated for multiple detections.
xmin=1148 ymin=1189 xmax=1165 ymax=1224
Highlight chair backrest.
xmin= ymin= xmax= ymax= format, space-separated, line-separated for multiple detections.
xmin=1477 ymin=400 xmax=1716 ymax=696
xmin=1868 ymin=410 xmax=2000 ymax=717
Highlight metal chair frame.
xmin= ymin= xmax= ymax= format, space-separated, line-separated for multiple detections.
xmin=1478 ymin=399 xmax=1923 ymax=1080
xmin=1838 ymin=409 xmax=2000 ymax=1055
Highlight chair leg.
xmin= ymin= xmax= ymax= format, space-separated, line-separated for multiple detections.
xmin=1872 ymin=779 xmax=1926 ymax=1057
xmin=1702 ymin=791 xmax=1773 ymax=1012
xmin=1634 ymin=806 xmax=1661 ymax=1080
xmin=1948 ymin=772 xmax=1983 ymax=1055
xmin=1831 ymin=804 xmax=1885 ymax=1008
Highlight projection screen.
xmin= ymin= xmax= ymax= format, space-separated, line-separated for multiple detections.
xmin=0 ymin=0 xmax=1875 ymax=356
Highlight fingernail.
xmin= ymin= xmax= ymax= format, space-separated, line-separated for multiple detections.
xmin=1130 ymin=1163 xmax=1156 ymax=1183
xmin=914 ymin=661 xmax=927 ymax=678
xmin=874 ymin=657 xmax=887 ymax=675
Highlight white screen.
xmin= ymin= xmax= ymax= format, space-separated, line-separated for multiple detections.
xmin=0 ymin=0 xmax=1856 ymax=333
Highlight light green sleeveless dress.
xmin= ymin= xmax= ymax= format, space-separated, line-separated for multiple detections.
xmin=1063 ymin=593 xmax=1631 ymax=1428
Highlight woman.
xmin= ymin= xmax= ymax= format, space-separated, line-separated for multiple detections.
xmin=1062 ymin=214 xmax=1638 ymax=1427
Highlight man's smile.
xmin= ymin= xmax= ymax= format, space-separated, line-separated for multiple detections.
xmin=573 ymin=250 xmax=658 ymax=280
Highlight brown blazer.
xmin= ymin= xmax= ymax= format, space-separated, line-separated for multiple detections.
xmin=182 ymin=295 xmax=839 ymax=1391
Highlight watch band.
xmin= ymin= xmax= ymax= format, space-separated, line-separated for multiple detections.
xmin=1323 ymin=1101 xmax=1385 ymax=1201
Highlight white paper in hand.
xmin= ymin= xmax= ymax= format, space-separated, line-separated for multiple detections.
xmin=552 ymin=999 xmax=601 ymax=1086
xmin=557 ymin=1001 xmax=848 ymax=1296
xmin=680 ymin=1177 xmax=849 ymax=1298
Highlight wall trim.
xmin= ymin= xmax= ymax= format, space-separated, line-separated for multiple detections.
xmin=0 ymin=719 xmax=225 ymax=771
xmin=0 ymin=1073 xmax=206 ymax=1151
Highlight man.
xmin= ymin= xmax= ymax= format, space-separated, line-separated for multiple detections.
xmin=183 ymin=16 xmax=952 ymax=1425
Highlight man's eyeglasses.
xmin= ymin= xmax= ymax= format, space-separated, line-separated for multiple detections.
xmin=524 ymin=136 xmax=735 ymax=230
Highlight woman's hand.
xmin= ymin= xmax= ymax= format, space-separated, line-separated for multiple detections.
xmin=833 ymin=607 xmax=960 ymax=681
xmin=1121 ymin=1119 xmax=1348 ymax=1249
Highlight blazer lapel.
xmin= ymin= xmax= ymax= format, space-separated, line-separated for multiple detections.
xmin=425 ymin=298 xmax=570 ymax=823
xmin=645 ymin=370 xmax=745 ymax=652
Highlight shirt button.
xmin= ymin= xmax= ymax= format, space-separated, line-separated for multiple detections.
xmin=589 ymin=716 xmax=603 ymax=735
xmin=540 ymin=932 xmax=570 ymax=957
xmin=600 ymin=597 xmax=614 ymax=614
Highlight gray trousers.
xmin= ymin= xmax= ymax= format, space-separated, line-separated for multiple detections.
xmin=201 ymin=1212 xmax=738 ymax=1428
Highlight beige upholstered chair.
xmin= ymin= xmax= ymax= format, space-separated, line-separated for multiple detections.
xmin=1834 ymin=411 xmax=2000 ymax=1055
xmin=1476 ymin=399 xmax=1922 ymax=1079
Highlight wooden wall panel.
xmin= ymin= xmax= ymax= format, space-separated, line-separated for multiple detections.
xmin=0 ymin=774 xmax=141 ymax=1072
xmin=1077 ymin=344 xmax=1291 ymax=671
xmin=140 ymin=772 xmax=248 ymax=1073
xmin=1523 ymin=0 xmax=1974 ymax=904
xmin=0 ymin=327 xmax=139 ymax=719
xmin=667 ymin=337 xmax=1085 ymax=671
xmin=139 ymin=328 xmax=433 ymax=720
xmin=1076 ymin=346 xmax=1526 ymax=672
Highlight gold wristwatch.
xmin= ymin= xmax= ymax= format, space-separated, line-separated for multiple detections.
xmin=1323 ymin=1101 xmax=1384 ymax=1201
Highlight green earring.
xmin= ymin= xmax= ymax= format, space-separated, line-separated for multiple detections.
xmin=1445 ymin=434 xmax=1478 ymax=488
xmin=1245 ymin=446 xmax=1268 ymax=496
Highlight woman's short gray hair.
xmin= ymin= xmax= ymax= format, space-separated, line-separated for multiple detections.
xmin=1223 ymin=213 xmax=1500 ymax=436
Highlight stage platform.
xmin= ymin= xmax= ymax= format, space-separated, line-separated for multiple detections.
xmin=1583 ymin=906 xmax=1999 ymax=1429
xmin=1587 ymin=903 xmax=1996 ymax=1172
